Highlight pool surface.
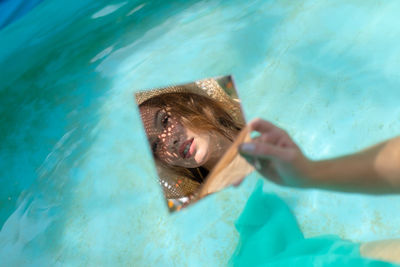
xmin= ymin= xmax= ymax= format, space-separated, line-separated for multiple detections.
xmin=1 ymin=0 xmax=400 ymax=265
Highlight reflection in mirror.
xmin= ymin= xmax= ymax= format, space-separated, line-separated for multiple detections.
xmin=135 ymin=76 xmax=254 ymax=212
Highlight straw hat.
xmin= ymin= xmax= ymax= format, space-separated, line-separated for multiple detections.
xmin=135 ymin=77 xmax=245 ymax=203
xmin=135 ymin=77 xmax=244 ymax=124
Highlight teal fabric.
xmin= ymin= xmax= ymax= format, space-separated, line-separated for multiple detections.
xmin=230 ymin=181 xmax=397 ymax=267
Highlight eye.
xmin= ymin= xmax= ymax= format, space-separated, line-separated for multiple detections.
xmin=161 ymin=114 xmax=170 ymax=128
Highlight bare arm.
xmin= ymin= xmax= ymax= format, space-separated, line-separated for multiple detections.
xmin=239 ymin=118 xmax=400 ymax=194
xmin=304 ymin=137 xmax=400 ymax=193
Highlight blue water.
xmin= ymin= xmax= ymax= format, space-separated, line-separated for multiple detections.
xmin=1 ymin=0 xmax=400 ymax=265
xmin=0 ymin=0 xmax=44 ymax=29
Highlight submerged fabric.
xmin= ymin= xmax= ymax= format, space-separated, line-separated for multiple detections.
xmin=230 ymin=181 xmax=397 ymax=266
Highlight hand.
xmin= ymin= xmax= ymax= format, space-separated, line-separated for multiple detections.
xmin=238 ymin=118 xmax=312 ymax=187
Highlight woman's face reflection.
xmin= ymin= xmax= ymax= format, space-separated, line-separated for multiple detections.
xmin=140 ymin=105 xmax=213 ymax=168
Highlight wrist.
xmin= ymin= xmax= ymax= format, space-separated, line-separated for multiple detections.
xmin=297 ymin=157 xmax=321 ymax=188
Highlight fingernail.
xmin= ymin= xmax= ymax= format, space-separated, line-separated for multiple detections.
xmin=239 ymin=143 xmax=255 ymax=153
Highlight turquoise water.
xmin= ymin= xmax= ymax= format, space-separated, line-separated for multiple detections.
xmin=1 ymin=0 xmax=400 ymax=265
xmin=0 ymin=0 xmax=44 ymax=29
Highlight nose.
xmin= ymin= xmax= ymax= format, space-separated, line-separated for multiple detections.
xmin=170 ymin=135 xmax=180 ymax=151
xmin=161 ymin=135 xmax=179 ymax=161
xmin=159 ymin=130 xmax=180 ymax=152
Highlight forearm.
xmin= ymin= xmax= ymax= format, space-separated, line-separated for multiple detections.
xmin=304 ymin=137 xmax=400 ymax=193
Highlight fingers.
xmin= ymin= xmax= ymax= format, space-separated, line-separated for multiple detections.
xmin=239 ymin=142 xmax=292 ymax=162
xmin=243 ymin=118 xmax=296 ymax=162
xmin=253 ymin=131 xmax=282 ymax=145
xmin=249 ymin=118 xmax=287 ymax=138
xmin=249 ymin=118 xmax=294 ymax=147
xmin=249 ymin=118 xmax=281 ymax=133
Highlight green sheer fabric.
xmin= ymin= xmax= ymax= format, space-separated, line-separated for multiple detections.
xmin=230 ymin=181 xmax=397 ymax=266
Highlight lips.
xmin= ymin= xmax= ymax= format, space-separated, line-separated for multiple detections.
xmin=179 ymin=138 xmax=194 ymax=159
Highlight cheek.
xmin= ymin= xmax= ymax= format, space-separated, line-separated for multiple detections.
xmin=157 ymin=144 xmax=180 ymax=165
xmin=158 ymin=148 xmax=173 ymax=161
xmin=197 ymin=132 xmax=210 ymax=148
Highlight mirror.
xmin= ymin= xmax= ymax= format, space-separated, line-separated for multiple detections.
xmin=135 ymin=75 xmax=253 ymax=212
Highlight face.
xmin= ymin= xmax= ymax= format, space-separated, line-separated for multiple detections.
xmin=140 ymin=105 xmax=213 ymax=169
